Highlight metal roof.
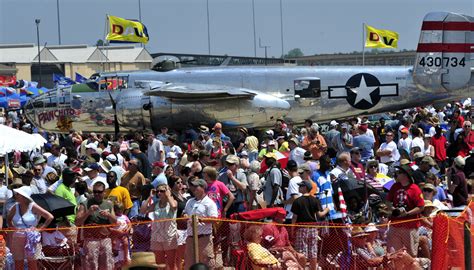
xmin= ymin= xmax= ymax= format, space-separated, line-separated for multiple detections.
xmin=0 ymin=44 xmax=152 ymax=64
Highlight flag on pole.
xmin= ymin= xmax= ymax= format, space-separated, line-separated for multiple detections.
xmin=365 ymin=25 xmax=398 ymax=49
xmin=106 ymin=15 xmax=149 ymax=44
xmin=53 ymin=74 xmax=76 ymax=87
xmin=337 ymin=187 xmax=349 ymax=223
xmin=75 ymin=72 xmax=88 ymax=83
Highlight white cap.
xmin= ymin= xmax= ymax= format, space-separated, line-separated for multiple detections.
xmin=85 ymin=143 xmax=97 ymax=151
xmin=330 ymin=120 xmax=339 ymax=127
xmin=106 ymin=154 xmax=117 ymax=162
xmin=454 ymin=156 xmax=466 ymax=167
xmin=265 ymin=130 xmax=274 ymax=136
xmin=166 ymin=152 xmax=178 ymax=159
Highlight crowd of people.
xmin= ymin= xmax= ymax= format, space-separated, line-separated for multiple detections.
xmin=0 ymin=100 xmax=473 ymax=269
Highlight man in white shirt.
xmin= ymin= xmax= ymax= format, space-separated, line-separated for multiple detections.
xmin=376 ymin=132 xmax=400 ymax=166
xmin=47 ymin=144 xmax=67 ymax=171
xmin=82 ymin=163 xmax=108 ymax=190
xmin=146 ymin=132 xmax=164 ymax=163
xmin=183 ymin=178 xmax=218 ymax=269
xmin=283 ymin=160 xmax=302 ymax=223
xmin=330 ymin=152 xmax=356 ymax=180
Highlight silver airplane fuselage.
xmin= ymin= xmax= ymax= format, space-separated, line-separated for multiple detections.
xmin=24 ymin=65 xmax=472 ymax=133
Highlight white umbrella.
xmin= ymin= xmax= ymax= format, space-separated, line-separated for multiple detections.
xmin=0 ymin=124 xmax=46 ymax=184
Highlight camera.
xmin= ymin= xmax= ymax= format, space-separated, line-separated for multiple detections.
xmin=391 ymin=207 xmax=405 ymax=217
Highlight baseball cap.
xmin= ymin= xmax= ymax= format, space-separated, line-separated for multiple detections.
xmin=286 ymin=160 xmax=298 ymax=170
xmin=84 ymin=163 xmax=100 ymax=172
xmin=413 ymin=152 xmax=425 ymax=160
xmin=454 ymin=156 xmax=466 ymax=167
xmin=190 ymin=178 xmax=208 ymax=189
xmin=350 ymin=147 xmax=361 ymax=153
xmin=298 ymin=180 xmax=313 ymax=191
xmin=199 ymin=125 xmax=209 ymax=133
xmin=400 ymin=128 xmax=409 ymax=134
xmin=129 ymin=142 xmax=140 ymax=150
xmin=297 ymin=164 xmax=311 ymax=174
xmin=330 ymin=120 xmax=339 ymax=127
xmin=106 ymin=154 xmax=117 ymax=163
xmin=303 ymin=151 xmax=312 ymax=160
xmin=341 ymin=123 xmax=349 ymax=129
xmin=152 ymin=161 xmax=166 ymax=168
xmin=268 ymin=140 xmax=276 ymax=146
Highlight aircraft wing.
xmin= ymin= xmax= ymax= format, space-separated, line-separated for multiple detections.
xmin=144 ymin=82 xmax=257 ymax=100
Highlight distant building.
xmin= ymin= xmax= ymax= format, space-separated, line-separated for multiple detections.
xmin=287 ymin=51 xmax=416 ymax=66
xmin=0 ymin=44 xmax=152 ymax=88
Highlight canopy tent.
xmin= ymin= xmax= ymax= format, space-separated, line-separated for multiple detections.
xmin=0 ymin=124 xmax=46 ymax=184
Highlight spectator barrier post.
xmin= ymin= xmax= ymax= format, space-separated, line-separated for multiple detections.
xmin=192 ymin=214 xmax=199 ymax=265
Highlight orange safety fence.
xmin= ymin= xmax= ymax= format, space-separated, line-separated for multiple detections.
xmin=0 ymin=208 xmax=471 ymax=269
xmin=432 ymin=201 xmax=474 ymax=270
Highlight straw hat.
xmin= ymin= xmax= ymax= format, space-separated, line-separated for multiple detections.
xmin=124 ymin=252 xmax=162 ymax=269
xmin=8 ymin=178 xmax=24 ymax=190
xmin=351 ymin=227 xmax=368 ymax=238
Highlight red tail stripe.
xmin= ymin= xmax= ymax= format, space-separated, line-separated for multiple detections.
xmin=421 ymin=21 xmax=474 ymax=31
xmin=417 ymin=43 xmax=474 ymax=53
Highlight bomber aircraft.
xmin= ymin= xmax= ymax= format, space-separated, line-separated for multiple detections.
xmin=25 ymin=12 xmax=473 ymax=134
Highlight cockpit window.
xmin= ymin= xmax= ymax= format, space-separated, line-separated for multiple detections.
xmin=294 ymin=79 xmax=321 ymax=98
xmin=99 ymin=76 xmax=129 ymax=91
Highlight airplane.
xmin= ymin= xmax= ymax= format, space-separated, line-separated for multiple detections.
xmin=25 ymin=11 xmax=473 ymax=134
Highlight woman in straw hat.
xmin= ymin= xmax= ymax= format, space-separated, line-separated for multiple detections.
xmin=7 ymin=185 xmax=53 ymax=270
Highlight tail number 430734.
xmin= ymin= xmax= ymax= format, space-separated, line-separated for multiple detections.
xmin=418 ymin=56 xmax=466 ymax=67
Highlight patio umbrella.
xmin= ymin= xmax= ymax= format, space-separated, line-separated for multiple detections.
xmin=259 ymin=151 xmax=289 ymax=173
xmin=31 ymin=193 xmax=76 ymax=218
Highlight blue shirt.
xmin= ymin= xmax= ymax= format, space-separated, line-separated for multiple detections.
xmin=311 ymin=170 xmax=337 ymax=219
xmin=353 ymin=134 xmax=375 ymax=161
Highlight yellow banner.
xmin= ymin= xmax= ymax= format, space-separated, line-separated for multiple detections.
xmin=106 ymin=15 xmax=149 ymax=44
xmin=365 ymin=25 xmax=398 ymax=49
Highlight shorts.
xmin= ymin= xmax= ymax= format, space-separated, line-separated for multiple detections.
xmin=150 ymin=237 xmax=178 ymax=251
xmin=387 ymin=226 xmax=419 ymax=257
xmin=294 ymin=227 xmax=318 ymax=259
xmin=177 ymin=229 xmax=187 ymax=246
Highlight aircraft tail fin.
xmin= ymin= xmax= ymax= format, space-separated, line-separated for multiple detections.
xmin=413 ymin=12 xmax=473 ymax=91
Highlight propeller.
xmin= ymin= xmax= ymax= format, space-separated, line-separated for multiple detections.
xmin=107 ymin=91 xmax=120 ymax=137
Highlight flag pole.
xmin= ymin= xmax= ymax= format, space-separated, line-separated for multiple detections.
xmin=103 ymin=15 xmax=109 ymax=72
xmin=362 ymin=23 xmax=365 ymax=66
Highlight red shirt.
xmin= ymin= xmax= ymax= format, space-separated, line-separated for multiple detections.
xmin=387 ymin=182 xmax=424 ymax=228
xmin=458 ymin=130 xmax=474 ymax=157
xmin=430 ymin=135 xmax=447 ymax=162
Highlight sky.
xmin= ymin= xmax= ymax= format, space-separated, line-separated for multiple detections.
xmin=0 ymin=0 xmax=472 ymax=58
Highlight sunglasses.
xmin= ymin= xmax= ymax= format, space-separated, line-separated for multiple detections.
xmin=369 ymin=165 xmax=377 ymax=168
xmin=422 ymin=189 xmax=433 ymax=192
xmin=93 ymin=190 xmax=104 ymax=194
xmin=156 ymin=189 xmax=166 ymax=193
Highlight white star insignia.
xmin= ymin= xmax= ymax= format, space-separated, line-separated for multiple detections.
xmin=349 ymin=75 xmax=378 ymax=105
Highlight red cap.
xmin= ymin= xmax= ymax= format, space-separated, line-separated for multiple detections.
xmin=401 ymin=128 xmax=409 ymax=134
xmin=152 ymin=161 xmax=166 ymax=168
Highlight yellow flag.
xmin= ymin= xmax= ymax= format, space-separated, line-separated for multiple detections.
xmin=365 ymin=25 xmax=398 ymax=49
xmin=106 ymin=15 xmax=149 ymax=44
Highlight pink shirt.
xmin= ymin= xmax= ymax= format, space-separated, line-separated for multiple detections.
xmin=207 ymin=180 xmax=231 ymax=218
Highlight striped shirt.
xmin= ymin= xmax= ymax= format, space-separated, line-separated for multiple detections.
xmin=311 ymin=170 xmax=337 ymax=219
